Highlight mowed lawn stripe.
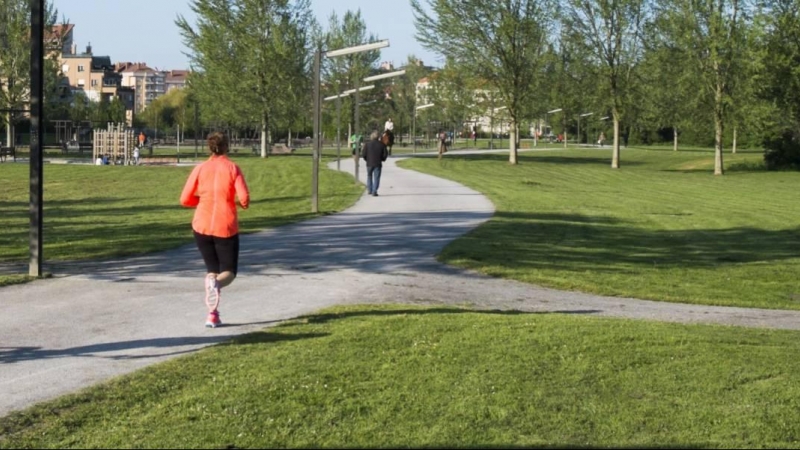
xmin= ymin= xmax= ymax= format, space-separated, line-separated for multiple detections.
xmin=399 ymin=149 xmax=800 ymax=309
xmin=0 ymin=156 xmax=363 ymax=265
xmin=1 ymin=305 xmax=800 ymax=448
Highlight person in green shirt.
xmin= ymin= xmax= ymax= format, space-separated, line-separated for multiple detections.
xmin=350 ymin=133 xmax=363 ymax=155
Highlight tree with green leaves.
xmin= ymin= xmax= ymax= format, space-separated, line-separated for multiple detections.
xmin=0 ymin=0 xmax=61 ymax=146
xmin=639 ymin=14 xmax=704 ymax=152
xmin=757 ymin=0 xmax=800 ymax=168
xmin=412 ymin=0 xmax=557 ymax=164
xmin=319 ymin=9 xmax=382 ymax=137
xmin=177 ymin=0 xmax=314 ymax=158
xmin=426 ymin=57 xmax=479 ymax=144
xmin=657 ymin=0 xmax=752 ymax=175
xmin=563 ymin=0 xmax=648 ymax=169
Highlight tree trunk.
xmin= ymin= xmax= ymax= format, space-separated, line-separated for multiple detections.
xmin=509 ymin=120 xmax=518 ymax=165
xmin=732 ymin=126 xmax=737 ymax=154
xmin=611 ymin=109 xmax=621 ymax=169
xmin=673 ymin=126 xmax=678 ymax=151
xmin=260 ymin=113 xmax=269 ymax=158
xmin=714 ymin=86 xmax=724 ymax=175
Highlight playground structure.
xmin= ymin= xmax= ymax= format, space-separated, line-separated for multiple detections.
xmin=92 ymin=123 xmax=135 ymax=165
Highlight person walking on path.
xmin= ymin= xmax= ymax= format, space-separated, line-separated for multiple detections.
xmin=361 ymin=130 xmax=388 ymax=196
xmin=180 ymin=132 xmax=250 ymax=328
xmin=438 ymin=130 xmax=448 ymax=159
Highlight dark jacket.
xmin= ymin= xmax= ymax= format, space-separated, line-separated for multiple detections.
xmin=361 ymin=138 xmax=388 ymax=168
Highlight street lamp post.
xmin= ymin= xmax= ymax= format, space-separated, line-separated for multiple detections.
xmin=414 ymin=103 xmax=434 ymax=154
xmin=545 ymin=108 xmax=562 ymax=146
xmin=578 ymin=112 xmax=593 ymax=146
xmin=312 ymin=40 xmax=389 ymax=213
xmin=324 ymin=85 xmax=375 ymax=172
xmin=29 ymin=0 xmax=45 ymax=277
xmin=599 ymin=116 xmax=610 ymax=146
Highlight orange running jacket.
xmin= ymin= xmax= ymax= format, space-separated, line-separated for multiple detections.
xmin=180 ymin=155 xmax=250 ymax=237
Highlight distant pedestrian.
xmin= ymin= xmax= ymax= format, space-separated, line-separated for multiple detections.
xmin=438 ymin=130 xmax=448 ymax=159
xmin=180 ymin=131 xmax=250 ymax=328
xmin=361 ymin=130 xmax=388 ymax=196
xmin=598 ymin=132 xmax=606 ymax=147
xmin=133 ymin=146 xmax=140 ymax=165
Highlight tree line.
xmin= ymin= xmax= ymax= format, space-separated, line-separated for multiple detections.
xmin=3 ymin=0 xmax=799 ymax=172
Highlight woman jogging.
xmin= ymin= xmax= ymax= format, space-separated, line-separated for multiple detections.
xmin=180 ymin=131 xmax=250 ymax=328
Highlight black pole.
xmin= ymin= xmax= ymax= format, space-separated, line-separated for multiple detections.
xmin=194 ymin=99 xmax=199 ymax=159
xmin=311 ymin=48 xmax=321 ymax=213
xmin=336 ymin=96 xmax=341 ymax=171
xmin=353 ymin=78 xmax=360 ymax=183
xmin=29 ymin=0 xmax=44 ymax=277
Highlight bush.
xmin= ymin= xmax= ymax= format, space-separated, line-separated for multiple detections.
xmin=763 ymin=130 xmax=800 ymax=170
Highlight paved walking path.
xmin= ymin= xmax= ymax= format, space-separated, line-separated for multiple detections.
xmin=2 ymin=151 xmax=799 ymax=418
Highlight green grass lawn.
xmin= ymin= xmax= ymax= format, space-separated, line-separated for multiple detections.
xmin=0 ymin=154 xmax=362 ymax=280
xmin=398 ymin=147 xmax=800 ymax=310
xmin=1 ymin=304 xmax=799 ymax=449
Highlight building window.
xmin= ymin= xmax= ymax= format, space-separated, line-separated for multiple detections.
xmin=91 ymin=79 xmax=98 ymax=87
xmin=77 ymin=79 xmax=85 ymax=87
xmin=78 ymin=65 xmax=85 ymax=72
xmin=61 ymin=64 xmax=69 ymax=73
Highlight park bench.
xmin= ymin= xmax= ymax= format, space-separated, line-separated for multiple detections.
xmin=0 ymin=146 xmax=15 ymax=162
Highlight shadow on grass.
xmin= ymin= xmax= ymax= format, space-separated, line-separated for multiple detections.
xmin=0 ymin=332 xmax=327 ymax=364
xmin=284 ymin=307 xmax=602 ymax=327
xmin=409 ymin=152 xmax=645 ymax=166
xmin=5 ymin=205 xmax=799 ymax=280
xmin=454 ymin=211 xmax=800 ymax=271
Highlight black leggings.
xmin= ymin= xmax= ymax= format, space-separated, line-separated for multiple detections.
xmin=194 ymin=231 xmax=240 ymax=275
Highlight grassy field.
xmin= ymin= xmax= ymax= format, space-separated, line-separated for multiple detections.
xmin=1 ymin=304 xmax=799 ymax=448
xmin=0 ymin=154 xmax=362 ymax=282
xmin=399 ymin=147 xmax=800 ymax=310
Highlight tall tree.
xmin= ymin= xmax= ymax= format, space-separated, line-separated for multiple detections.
xmin=412 ymin=0 xmax=556 ymax=164
xmin=426 ymin=57 xmax=479 ymax=143
xmin=0 ymin=0 xmax=60 ymax=146
xmin=639 ymin=14 xmax=704 ymax=151
xmin=320 ymin=10 xmax=382 ymax=136
xmin=659 ymin=0 xmax=752 ymax=174
xmin=384 ymin=56 xmax=430 ymax=142
xmin=177 ymin=0 xmax=314 ymax=158
xmin=761 ymin=0 xmax=800 ymax=134
xmin=563 ymin=0 xmax=648 ymax=168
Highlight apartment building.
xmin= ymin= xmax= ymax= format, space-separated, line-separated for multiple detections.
xmin=166 ymin=70 xmax=189 ymax=92
xmin=56 ymin=25 xmax=135 ymax=124
xmin=115 ymin=62 xmax=168 ymax=114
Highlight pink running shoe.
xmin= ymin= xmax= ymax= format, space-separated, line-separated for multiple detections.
xmin=204 ymin=275 xmax=220 ymax=312
xmin=205 ymin=310 xmax=221 ymax=328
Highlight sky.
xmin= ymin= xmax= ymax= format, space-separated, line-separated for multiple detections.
xmin=51 ymin=0 xmax=441 ymax=71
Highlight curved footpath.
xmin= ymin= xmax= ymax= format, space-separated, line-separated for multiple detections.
xmin=1 ymin=150 xmax=799 ymax=417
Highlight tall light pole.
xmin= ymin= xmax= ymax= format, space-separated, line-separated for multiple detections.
xmin=29 ymin=0 xmax=45 ymax=277
xmin=312 ymin=40 xmax=389 ymax=213
xmin=578 ymin=112 xmax=593 ymax=146
xmin=324 ymin=85 xmax=375 ymax=171
xmin=414 ymin=103 xmax=434 ymax=154
xmin=546 ymin=108 xmax=562 ymax=146
xmin=598 ymin=116 xmax=610 ymax=146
